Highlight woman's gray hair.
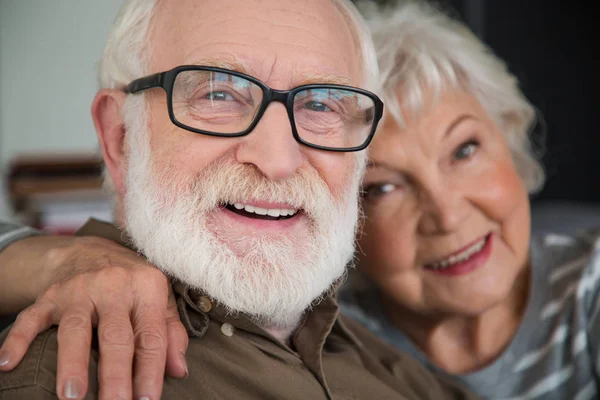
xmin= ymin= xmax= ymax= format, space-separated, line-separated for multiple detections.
xmin=359 ymin=0 xmax=545 ymax=193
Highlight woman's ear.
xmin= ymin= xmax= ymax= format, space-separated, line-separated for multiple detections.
xmin=92 ymin=89 xmax=128 ymax=196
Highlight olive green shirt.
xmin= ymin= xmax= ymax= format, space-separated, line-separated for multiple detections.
xmin=0 ymin=219 xmax=477 ymax=399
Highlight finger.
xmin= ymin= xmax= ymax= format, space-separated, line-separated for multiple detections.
xmin=131 ymin=308 xmax=168 ymax=400
xmin=165 ymin=294 xmax=188 ymax=379
xmin=96 ymin=310 xmax=135 ymax=400
xmin=0 ymin=301 xmax=55 ymax=371
xmin=56 ymin=308 xmax=93 ymax=400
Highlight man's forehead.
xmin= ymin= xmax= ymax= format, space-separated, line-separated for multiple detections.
xmin=185 ymin=55 xmax=354 ymax=87
xmin=149 ymin=0 xmax=361 ymax=87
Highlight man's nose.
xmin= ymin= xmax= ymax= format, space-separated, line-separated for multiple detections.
xmin=235 ymin=103 xmax=304 ymax=181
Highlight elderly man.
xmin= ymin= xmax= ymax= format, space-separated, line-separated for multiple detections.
xmin=0 ymin=0 xmax=476 ymax=398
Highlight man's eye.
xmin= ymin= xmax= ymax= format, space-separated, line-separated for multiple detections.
xmin=204 ymin=91 xmax=235 ymax=101
xmin=362 ymin=183 xmax=397 ymax=199
xmin=453 ymin=141 xmax=479 ymax=161
xmin=304 ymin=101 xmax=332 ymax=112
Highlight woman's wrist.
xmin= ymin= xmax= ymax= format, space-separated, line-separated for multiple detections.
xmin=0 ymin=235 xmax=74 ymax=314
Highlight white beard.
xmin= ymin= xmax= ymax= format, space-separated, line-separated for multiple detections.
xmin=121 ymin=96 xmax=364 ymax=329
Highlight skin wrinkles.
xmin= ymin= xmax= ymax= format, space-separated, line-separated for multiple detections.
xmin=113 ymin=0 xmax=366 ymax=343
xmin=358 ymin=88 xmax=530 ymax=373
xmin=265 ymin=54 xmax=278 ymax=87
xmin=185 ymin=55 xmax=352 ymax=87
xmin=151 ymin=0 xmax=359 ymax=87
xmin=185 ymin=57 xmax=259 ymax=78
xmin=206 ymin=16 xmax=328 ymax=44
xmin=184 ymin=42 xmax=353 ymax=88
xmin=143 ymin=0 xmax=359 ymax=197
xmin=258 ymin=4 xmax=357 ymax=48
xmin=366 ymin=114 xmax=480 ymax=173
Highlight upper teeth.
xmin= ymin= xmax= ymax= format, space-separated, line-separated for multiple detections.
xmin=232 ymin=203 xmax=298 ymax=218
xmin=428 ymin=237 xmax=487 ymax=269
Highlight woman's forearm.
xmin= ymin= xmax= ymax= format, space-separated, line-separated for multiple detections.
xmin=0 ymin=235 xmax=74 ymax=315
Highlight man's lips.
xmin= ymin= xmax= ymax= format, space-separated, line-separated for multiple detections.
xmin=224 ymin=203 xmax=299 ymax=221
xmin=213 ymin=201 xmax=306 ymax=231
xmin=225 ymin=201 xmax=300 ymax=220
xmin=217 ymin=207 xmax=305 ymax=232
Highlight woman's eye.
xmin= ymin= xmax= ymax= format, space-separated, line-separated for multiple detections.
xmin=204 ymin=91 xmax=235 ymax=101
xmin=362 ymin=183 xmax=397 ymax=199
xmin=453 ymin=141 xmax=479 ymax=161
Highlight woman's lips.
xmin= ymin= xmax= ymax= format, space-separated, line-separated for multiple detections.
xmin=424 ymin=233 xmax=493 ymax=277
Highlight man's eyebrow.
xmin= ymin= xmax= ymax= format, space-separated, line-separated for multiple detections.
xmin=185 ymin=59 xmax=353 ymax=87
xmin=188 ymin=56 xmax=255 ymax=76
xmin=295 ymin=73 xmax=353 ymax=87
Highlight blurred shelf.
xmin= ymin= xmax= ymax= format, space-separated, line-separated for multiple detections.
xmin=4 ymin=154 xmax=111 ymax=234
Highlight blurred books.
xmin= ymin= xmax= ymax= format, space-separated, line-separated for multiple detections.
xmin=6 ymin=154 xmax=112 ymax=234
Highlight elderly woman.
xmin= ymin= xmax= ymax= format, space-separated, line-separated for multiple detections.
xmin=340 ymin=2 xmax=599 ymax=399
xmin=1 ymin=1 xmax=598 ymax=399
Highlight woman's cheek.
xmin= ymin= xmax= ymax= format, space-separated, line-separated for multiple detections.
xmin=474 ymin=161 xmax=527 ymax=221
xmin=359 ymin=201 xmax=416 ymax=276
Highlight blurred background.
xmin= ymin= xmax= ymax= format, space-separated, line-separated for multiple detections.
xmin=0 ymin=1 xmax=121 ymax=232
xmin=0 ymin=0 xmax=598 ymax=234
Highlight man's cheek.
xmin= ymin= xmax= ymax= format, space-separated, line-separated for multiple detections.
xmin=309 ymin=153 xmax=357 ymax=192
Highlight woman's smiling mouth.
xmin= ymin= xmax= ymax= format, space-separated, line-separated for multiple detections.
xmin=424 ymin=233 xmax=493 ymax=276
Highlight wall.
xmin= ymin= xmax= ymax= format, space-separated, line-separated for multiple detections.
xmin=484 ymin=0 xmax=598 ymax=203
xmin=0 ymin=0 xmax=123 ymax=218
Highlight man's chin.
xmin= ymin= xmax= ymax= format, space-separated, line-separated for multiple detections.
xmin=206 ymin=206 xmax=312 ymax=257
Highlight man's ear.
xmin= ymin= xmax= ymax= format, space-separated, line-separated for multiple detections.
xmin=92 ymin=89 xmax=128 ymax=196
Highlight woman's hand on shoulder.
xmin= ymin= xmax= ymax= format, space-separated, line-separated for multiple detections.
xmin=0 ymin=235 xmax=188 ymax=400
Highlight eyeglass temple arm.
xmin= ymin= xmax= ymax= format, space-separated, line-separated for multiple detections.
xmin=124 ymin=73 xmax=163 ymax=94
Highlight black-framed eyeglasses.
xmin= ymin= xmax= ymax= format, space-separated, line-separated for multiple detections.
xmin=124 ymin=65 xmax=384 ymax=152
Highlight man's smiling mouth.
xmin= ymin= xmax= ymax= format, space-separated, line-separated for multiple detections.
xmin=224 ymin=203 xmax=300 ymax=221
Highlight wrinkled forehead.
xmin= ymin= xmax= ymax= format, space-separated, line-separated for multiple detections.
xmin=148 ymin=0 xmax=361 ymax=88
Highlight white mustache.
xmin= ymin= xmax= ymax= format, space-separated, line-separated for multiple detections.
xmin=172 ymin=158 xmax=338 ymax=221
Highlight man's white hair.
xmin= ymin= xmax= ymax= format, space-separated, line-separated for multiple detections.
xmin=359 ymin=0 xmax=545 ymax=193
xmin=97 ymin=0 xmax=157 ymax=90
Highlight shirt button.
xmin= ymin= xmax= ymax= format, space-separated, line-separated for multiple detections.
xmin=221 ymin=323 xmax=235 ymax=337
xmin=197 ymin=296 xmax=212 ymax=313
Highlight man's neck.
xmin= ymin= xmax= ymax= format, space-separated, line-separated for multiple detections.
xmin=262 ymin=324 xmax=299 ymax=346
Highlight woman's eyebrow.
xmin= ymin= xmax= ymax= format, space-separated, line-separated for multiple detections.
xmin=366 ymin=159 xmax=400 ymax=173
xmin=444 ymin=114 xmax=478 ymax=139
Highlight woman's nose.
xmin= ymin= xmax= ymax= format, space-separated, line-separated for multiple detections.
xmin=417 ymin=186 xmax=469 ymax=236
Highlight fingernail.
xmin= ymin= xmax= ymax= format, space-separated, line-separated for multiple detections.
xmin=137 ymin=397 xmax=151 ymax=400
xmin=64 ymin=377 xmax=82 ymax=399
xmin=0 ymin=350 xmax=11 ymax=368
xmin=181 ymin=351 xmax=188 ymax=378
